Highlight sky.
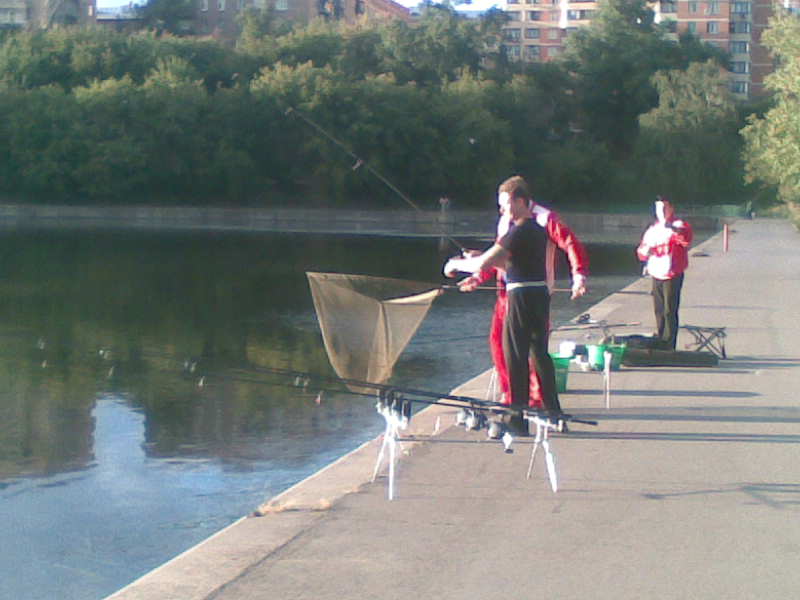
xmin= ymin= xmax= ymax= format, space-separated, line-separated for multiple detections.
xmin=97 ymin=0 xmax=134 ymax=7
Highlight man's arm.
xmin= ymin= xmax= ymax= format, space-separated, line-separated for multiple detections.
xmin=670 ymin=220 xmax=693 ymax=247
xmin=447 ymin=244 xmax=508 ymax=292
xmin=545 ymin=214 xmax=589 ymax=299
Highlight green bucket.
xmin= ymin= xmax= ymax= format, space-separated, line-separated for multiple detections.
xmin=551 ymin=354 xmax=571 ymax=393
xmin=587 ymin=344 xmax=626 ymax=371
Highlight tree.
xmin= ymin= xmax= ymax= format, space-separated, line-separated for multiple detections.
xmin=561 ymin=0 xmax=725 ymax=158
xmin=633 ymin=60 xmax=751 ymax=205
xmin=378 ymin=3 xmax=500 ymax=87
xmin=741 ymin=10 xmax=800 ymax=216
xmin=136 ymin=0 xmax=195 ymax=36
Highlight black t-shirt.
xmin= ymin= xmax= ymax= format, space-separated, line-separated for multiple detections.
xmin=498 ymin=219 xmax=548 ymax=283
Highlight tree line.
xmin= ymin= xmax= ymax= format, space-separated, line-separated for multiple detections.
xmin=0 ymin=0 xmax=790 ymax=212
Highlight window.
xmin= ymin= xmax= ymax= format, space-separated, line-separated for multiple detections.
xmin=687 ymin=22 xmax=696 ymax=33
xmin=732 ymin=2 xmax=751 ymax=14
xmin=525 ymin=45 xmax=541 ymax=59
xmin=730 ymin=81 xmax=749 ymax=94
xmin=508 ymin=0 xmax=519 ymax=4
xmin=731 ymin=21 xmax=751 ymax=33
xmin=507 ymin=45 xmax=521 ymax=59
xmin=505 ymin=28 xmax=522 ymax=41
xmin=707 ymin=1 xmax=719 ymax=14
xmin=568 ymin=9 xmax=592 ymax=19
xmin=506 ymin=11 xmax=521 ymax=20
xmin=548 ymin=46 xmax=562 ymax=57
xmin=275 ymin=0 xmax=288 ymax=9
xmin=689 ymin=1 xmax=698 ymax=12
xmin=707 ymin=21 xmax=719 ymax=33
xmin=730 ymin=41 xmax=749 ymax=53
xmin=528 ymin=10 xmax=541 ymax=20
xmin=201 ymin=0 xmax=209 ymax=11
xmin=548 ymin=28 xmax=560 ymax=40
xmin=661 ymin=2 xmax=676 ymax=13
xmin=730 ymin=61 xmax=750 ymax=73
xmin=525 ymin=28 xmax=540 ymax=39
xmin=218 ymin=0 xmax=225 ymax=10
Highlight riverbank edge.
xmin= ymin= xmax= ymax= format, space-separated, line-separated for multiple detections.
xmin=102 ymin=229 xmax=726 ymax=600
xmin=0 ymin=205 xmax=725 ymax=238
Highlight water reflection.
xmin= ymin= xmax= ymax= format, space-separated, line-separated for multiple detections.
xmin=0 ymin=230 xmax=649 ymax=600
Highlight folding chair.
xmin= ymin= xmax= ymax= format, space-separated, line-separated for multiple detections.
xmin=681 ymin=325 xmax=727 ymax=358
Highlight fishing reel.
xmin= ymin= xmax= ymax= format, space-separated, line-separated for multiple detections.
xmin=375 ymin=389 xmax=412 ymax=429
xmin=455 ymin=407 xmax=488 ymax=431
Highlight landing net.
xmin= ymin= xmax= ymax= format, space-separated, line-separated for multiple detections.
xmin=307 ymin=272 xmax=442 ymax=388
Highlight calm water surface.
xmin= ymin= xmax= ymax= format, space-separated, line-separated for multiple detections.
xmin=0 ymin=230 xmax=647 ymax=600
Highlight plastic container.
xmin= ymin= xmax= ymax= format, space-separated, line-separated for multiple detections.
xmin=551 ymin=354 xmax=571 ymax=393
xmin=587 ymin=344 xmax=626 ymax=371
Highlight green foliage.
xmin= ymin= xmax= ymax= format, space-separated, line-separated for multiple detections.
xmin=561 ymin=0 xmax=725 ymax=158
xmin=632 ymin=61 xmax=751 ymax=205
xmin=741 ymin=10 xmax=800 ymax=214
xmin=136 ymin=0 xmax=196 ymax=36
xmin=0 ymin=10 xmax=755 ymax=209
xmin=378 ymin=4 xmax=500 ymax=86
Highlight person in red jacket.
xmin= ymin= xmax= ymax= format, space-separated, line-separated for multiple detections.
xmin=444 ymin=177 xmax=589 ymax=427
xmin=460 ymin=201 xmax=589 ymax=409
xmin=636 ymin=196 xmax=693 ymax=350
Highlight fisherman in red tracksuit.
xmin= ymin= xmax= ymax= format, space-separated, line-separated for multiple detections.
xmin=445 ymin=180 xmax=589 ymax=410
xmin=636 ymin=196 xmax=693 ymax=350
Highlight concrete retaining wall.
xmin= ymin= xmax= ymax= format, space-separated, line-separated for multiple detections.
xmin=0 ymin=205 xmax=723 ymax=237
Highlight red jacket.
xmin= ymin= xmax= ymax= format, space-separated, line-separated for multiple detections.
xmin=636 ymin=218 xmax=693 ymax=280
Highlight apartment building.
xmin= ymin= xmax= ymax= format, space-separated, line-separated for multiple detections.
xmin=25 ymin=0 xmax=96 ymax=27
xmin=501 ymin=0 xmax=799 ymax=99
xmin=501 ymin=0 xmax=598 ymax=63
xmin=0 ymin=0 xmax=27 ymax=27
xmin=195 ymin=0 xmax=411 ymax=39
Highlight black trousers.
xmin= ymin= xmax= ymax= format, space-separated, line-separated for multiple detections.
xmin=652 ymin=273 xmax=684 ymax=350
xmin=503 ymin=286 xmax=562 ymax=414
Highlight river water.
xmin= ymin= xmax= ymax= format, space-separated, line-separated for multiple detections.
xmin=0 ymin=229 xmax=654 ymax=600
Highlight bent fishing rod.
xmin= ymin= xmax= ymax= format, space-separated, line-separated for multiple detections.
xmin=285 ymin=106 xmax=467 ymax=253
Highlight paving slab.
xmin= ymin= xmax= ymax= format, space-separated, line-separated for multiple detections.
xmin=107 ymin=219 xmax=800 ymax=600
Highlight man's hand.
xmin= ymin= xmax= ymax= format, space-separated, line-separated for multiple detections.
xmin=443 ymin=249 xmax=481 ymax=278
xmin=571 ymin=273 xmax=587 ymax=300
xmin=458 ymin=275 xmax=480 ymax=293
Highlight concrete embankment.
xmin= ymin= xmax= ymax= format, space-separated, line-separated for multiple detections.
xmin=0 ymin=204 xmax=724 ymax=240
xmin=106 ymin=218 xmax=800 ymax=600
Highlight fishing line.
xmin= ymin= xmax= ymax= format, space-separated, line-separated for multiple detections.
xmin=285 ymin=106 xmax=467 ymax=253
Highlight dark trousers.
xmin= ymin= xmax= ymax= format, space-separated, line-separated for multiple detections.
xmin=652 ymin=274 xmax=684 ymax=350
xmin=502 ymin=286 xmax=561 ymax=414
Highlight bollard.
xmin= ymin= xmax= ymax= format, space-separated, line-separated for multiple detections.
xmin=723 ymin=223 xmax=729 ymax=252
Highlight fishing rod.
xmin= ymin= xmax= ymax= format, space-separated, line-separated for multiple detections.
xmin=285 ymin=106 xmax=467 ymax=253
xmin=557 ymin=321 xmax=641 ymax=332
xmin=442 ymin=285 xmax=575 ymax=293
xmin=185 ymin=360 xmax=598 ymax=426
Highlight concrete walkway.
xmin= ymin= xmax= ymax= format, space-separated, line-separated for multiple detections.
xmin=107 ymin=219 xmax=800 ymax=600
